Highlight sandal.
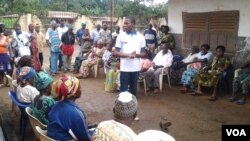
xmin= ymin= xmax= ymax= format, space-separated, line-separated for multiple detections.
xmin=191 ymin=91 xmax=203 ymax=96
xmin=236 ymin=99 xmax=246 ymax=105
xmin=228 ymin=96 xmax=237 ymax=102
xmin=208 ymin=96 xmax=218 ymax=101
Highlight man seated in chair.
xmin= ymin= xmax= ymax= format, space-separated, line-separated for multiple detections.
xmin=229 ymin=61 xmax=250 ymax=105
xmin=144 ymin=41 xmax=173 ymax=94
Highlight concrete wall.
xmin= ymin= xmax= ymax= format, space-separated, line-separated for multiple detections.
xmin=18 ymin=14 xmax=45 ymax=34
xmin=168 ymin=0 xmax=250 ymax=67
xmin=168 ymin=0 xmax=250 ymax=37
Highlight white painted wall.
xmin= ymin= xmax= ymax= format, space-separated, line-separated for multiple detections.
xmin=168 ymin=0 xmax=250 ymax=37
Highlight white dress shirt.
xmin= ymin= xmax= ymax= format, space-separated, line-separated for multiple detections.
xmin=152 ymin=50 xmax=173 ymax=68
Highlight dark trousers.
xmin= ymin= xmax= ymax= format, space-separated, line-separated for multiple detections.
xmin=120 ymin=71 xmax=139 ymax=96
xmin=58 ymin=53 xmax=63 ymax=69
xmin=39 ymin=53 xmax=43 ymax=66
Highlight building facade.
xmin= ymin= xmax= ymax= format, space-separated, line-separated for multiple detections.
xmin=168 ymin=0 xmax=250 ymax=67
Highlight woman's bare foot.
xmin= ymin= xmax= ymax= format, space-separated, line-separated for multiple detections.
xmin=191 ymin=90 xmax=203 ymax=96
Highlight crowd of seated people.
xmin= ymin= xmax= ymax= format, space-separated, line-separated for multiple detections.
xmin=2 ymin=19 xmax=250 ymax=141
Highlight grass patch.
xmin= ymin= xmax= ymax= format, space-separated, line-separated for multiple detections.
xmin=0 ymin=18 xmax=18 ymax=29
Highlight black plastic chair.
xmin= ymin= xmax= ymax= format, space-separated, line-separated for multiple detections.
xmin=8 ymin=91 xmax=31 ymax=141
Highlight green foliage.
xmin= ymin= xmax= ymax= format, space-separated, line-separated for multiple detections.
xmin=0 ymin=0 xmax=168 ymax=24
xmin=0 ymin=18 xmax=18 ymax=28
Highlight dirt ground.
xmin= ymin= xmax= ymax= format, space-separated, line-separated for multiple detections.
xmin=1 ymin=47 xmax=250 ymax=141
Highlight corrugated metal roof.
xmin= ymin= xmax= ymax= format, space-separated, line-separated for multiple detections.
xmin=48 ymin=11 xmax=80 ymax=19
xmin=0 ymin=14 xmax=19 ymax=18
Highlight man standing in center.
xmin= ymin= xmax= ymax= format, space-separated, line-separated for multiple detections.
xmin=114 ymin=16 xmax=146 ymax=96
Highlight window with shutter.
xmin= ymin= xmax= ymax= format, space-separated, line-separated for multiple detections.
xmin=182 ymin=12 xmax=208 ymax=49
xmin=182 ymin=11 xmax=239 ymax=53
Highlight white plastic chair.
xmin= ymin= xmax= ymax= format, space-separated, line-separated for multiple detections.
xmin=137 ymin=78 xmax=147 ymax=96
xmin=94 ymin=60 xmax=103 ymax=78
xmin=159 ymin=67 xmax=171 ymax=93
xmin=35 ymin=126 xmax=55 ymax=141
xmin=25 ymin=107 xmax=47 ymax=139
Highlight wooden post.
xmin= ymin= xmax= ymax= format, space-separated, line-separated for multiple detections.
xmin=110 ymin=0 xmax=114 ymax=38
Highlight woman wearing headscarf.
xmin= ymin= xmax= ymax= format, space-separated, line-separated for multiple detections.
xmin=13 ymin=55 xmax=34 ymax=80
xmin=47 ymin=75 xmax=92 ymax=141
xmin=32 ymin=71 xmax=55 ymax=125
xmin=193 ymin=45 xmax=230 ymax=101
xmin=180 ymin=44 xmax=213 ymax=93
xmin=16 ymin=66 xmax=39 ymax=103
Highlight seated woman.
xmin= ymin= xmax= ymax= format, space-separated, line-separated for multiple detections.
xmin=229 ymin=62 xmax=250 ymax=105
xmin=193 ymin=45 xmax=230 ymax=101
xmin=169 ymin=46 xmax=199 ymax=85
xmin=180 ymin=44 xmax=213 ymax=93
xmin=77 ymin=39 xmax=105 ymax=79
xmin=144 ymin=41 xmax=173 ymax=94
xmin=32 ymin=71 xmax=55 ymax=125
xmin=16 ymin=66 xmax=39 ymax=103
xmin=92 ymin=92 xmax=138 ymax=141
xmin=47 ymin=75 xmax=92 ymax=141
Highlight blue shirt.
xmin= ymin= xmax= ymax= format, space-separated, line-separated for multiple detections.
xmin=48 ymin=29 xmax=61 ymax=53
xmin=144 ymin=29 xmax=157 ymax=45
xmin=76 ymin=28 xmax=85 ymax=45
xmin=47 ymin=100 xmax=92 ymax=141
xmin=91 ymin=29 xmax=101 ymax=43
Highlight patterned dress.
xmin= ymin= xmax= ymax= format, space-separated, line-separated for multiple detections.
xmin=181 ymin=62 xmax=202 ymax=89
xmin=30 ymin=32 xmax=41 ymax=72
xmin=160 ymin=34 xmax=175 ymax=50
xmin=80 ymin=47 xmax=104 ymax=78
xmin=194 ymin=56 xmax=230 ymax=87
xmin=32 ymin=95 xmax=55 ymax=125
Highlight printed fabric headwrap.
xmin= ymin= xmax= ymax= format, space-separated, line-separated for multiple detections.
xmin=52 ymin=75 xmax=80 ymax=100
xmin=18 ymin=66 xmax=36 ymax=81
xmin=34 ymin=71 xmax=53 ymax=91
